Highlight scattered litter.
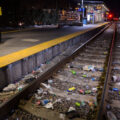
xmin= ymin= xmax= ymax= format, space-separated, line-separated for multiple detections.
xmin=85 ymin=90 xmax=91 ymax=94
xmin=36 ymin=100 xmax=41 ymax=105
xmin=3 ymin=84 xmax=16 ymax=92
xmin=83 ymin=65 xmax=89 ymax=71
xmin=82 ymin=74 xmax=87 ymax=78
xmin=89 ymin=101 xmax=94 ymax=108
xmin=113 ymin=88 xmax=119 ymax=92
xmin=91 ymin=78 xmax=96 ymax=81
xmin=53 ymin=99 xmax=62 ymax=104
xmin=79 ymin=89 xmax=84 ymax=94
xmin=81 ymin=101 xmax=86 ymax=106
xmin=112 ymin=76 xmax=120 ymax=82
xmin=41 ymin=83 xmax=51 ymax=89
xmin=68 ymin=107 xmax=76 ymax=112
xmin=75 ymin=102 xmax=80 ymax=107
xmin=88 ymin=65 xmax=95 ymax=72
xmin=86 ymin=85 xmax=89 ymax=90
xmin=107 ymin=111 xmax=118 ymax=120
xmin=67 ymin=87 xmax=76 ymax=92
xmin=48 ymin=80 xmax=53 ymax=84
xmin=92 ymin=87 xmax=97 ymax=93
xmin=23 ymin=74 xmax=36 ymax=83
xmin=104 ymin=52 xmax=108 ymax=55
xmin=35 ymin=94 xmax=43 ymax=100
xmin=83 ymin=65 xmax=95 ymax=72
xmin=66 ymin=98 xmax=71 ymax=101
xmin=59 ymin=113 xmax=65 ymax=120
xmin=106 ymin=104 xmax=111 ymax=110
xmin=37 ymin=88 xmax=43 ymax=95
xmin=17 ymin=85 xmax=25 ymax=91
xmin=70 ymin=70 xmax=76 ymax=75
xmin=98 ymin=68 xmax=104 ymax=72
xmin=94 ymin=101 xmax=97 ymax=107
xmin=66 ymin=111 xmax=80 ymax=119
xmin=44 ymin=102 xmax=53 ymax=109
xmin=41 ymin=99 xmax=50 ymax=105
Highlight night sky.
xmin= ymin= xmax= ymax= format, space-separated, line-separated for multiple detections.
xmin=103 ymin=0 xmax=120 ymax=17
xmin=0 ymin=0 xmax=120 ymax=17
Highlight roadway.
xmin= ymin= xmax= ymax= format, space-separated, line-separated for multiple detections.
xmin=0 ymin=23 xmax=105 ymax=57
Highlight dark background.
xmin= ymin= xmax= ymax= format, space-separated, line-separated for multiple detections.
xmin=0 ymin=0 xmax=119 ymax=27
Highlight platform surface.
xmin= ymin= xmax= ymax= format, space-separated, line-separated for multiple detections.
xmin=0 ymin=23 xmax=108 ymax=68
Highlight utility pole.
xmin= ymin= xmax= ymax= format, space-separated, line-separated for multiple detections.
xmin=82 ymin=0 xmax=84 ymax=18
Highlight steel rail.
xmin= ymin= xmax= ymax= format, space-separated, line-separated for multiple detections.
xmin=0 ymin=24 xmax=110 ymax=120
xmin=97 ymin=23 xmax=117 ymax=120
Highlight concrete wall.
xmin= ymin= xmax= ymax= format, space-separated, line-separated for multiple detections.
xmin=0 ymin=24 xmax=107 ymax=90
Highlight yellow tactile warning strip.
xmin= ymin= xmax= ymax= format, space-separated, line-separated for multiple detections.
xmin=2 ymin=27 xmax=38 ymax=34
xmin=0 ymin=23 xmax=108 ymax=68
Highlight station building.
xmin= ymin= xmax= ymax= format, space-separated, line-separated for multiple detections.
xmin=84 ymin=1 xmax=109 ymax=23
xmin=59 ymin=1 xmax=109 ymax=24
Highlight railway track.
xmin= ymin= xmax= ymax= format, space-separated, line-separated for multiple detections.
xmin=98 ymin=23 xmax=120 ymax=120
xmin=0 ymin=23 xmax=116 ymax=120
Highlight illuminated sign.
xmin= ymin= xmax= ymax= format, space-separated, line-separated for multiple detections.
xmin=106 ymin=12 xmax=109 ymax=15
xmin=0 ymin=7 xmax=2 ymax=16
xmin=97 ymin=6 xmax=102 ymax=10
xmin=94 ymin=5 xmax=102 ymax=10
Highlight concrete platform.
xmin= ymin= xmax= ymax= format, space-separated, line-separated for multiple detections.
xmin=0 ymin=22 xmax=109 ymax=90
xmin=0 ymin=23 xmax=107 ymax=57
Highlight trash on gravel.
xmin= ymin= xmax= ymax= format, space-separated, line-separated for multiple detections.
xmin=83 ymin=65 xmax=89 ymax=71
xmin=48 ymin=80 xmax=53 ymax=84
xmin=107 ymin=111 xmax=118 ymax=120
xmin=59 ymin=113 xmax=65 ymax=120
xmin=82 ymin=74 xmax=87 ymax=78
xmin=44 ymin=102 xmax=53 ymax=109
xmin=86 ymin=85 xmax=90 ymax=90
xmin=79 ymin=89 xmax=84 ymax=94
xmin=75 ymin=102 xmax=80 ymax=107
xmin=67 ymin=87 xmax=76 ymax=92
xmin=35 ymin=94 xmax=43 ymax=100
xmin=85 ymin=90 xmax=91 ymax=94
xmin=53 ymin=99 xmax=62 ymax=104
xmin=98 ymin=68 xmax=104 ymax=72
xmin=36 ymin=100 xmax=41 ymax=105
xmin=106 ymin=104 xmax=111 ymax=110
xmin=70 ymin=70 xmax=76 ymax=75
xmin=89 ymin=101 xmax=94 ymax=108
xmin=41 ymin=83 xmax=51 ymax=89
xmin=17 ymin=85 xmax=25 ymax=91
xmin=23 ymin=74 xmax=36 ymax=83
xmin=68 ymin=107 xmax=76 ymax=112
xmin=113 ymin=88 xmax=119 ymax=92
xmin=92 ymin=87 xmax=97 ymax=93
xmin=112 ymin=76 xmax=120 ymax=82
xmin=66 ymin=111 xmax=80 ymax=119
xmin=41 ymin=99 xmax=50 ymax=105
xmin=91 ymin=78 xmax=95 ymax=81
xmin=3 ymin=84 xmax=16 ymax=92
xmin=37 ymin=88 xmax=43 ymax=95
xmin=104 ymin=52 xmax=108 ymax=55
xmin=94 ymin=101 xmax=97 ymax=107
xmin=83 ymin=65 xmax=95 ymax=72
xmin=81 ymin=101 xmax=86 ymax=106
xmin=66 ymin=98 xmax=71 ymax=101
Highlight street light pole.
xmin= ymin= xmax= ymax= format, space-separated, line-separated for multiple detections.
xmin=82 ymin=0 xmax=84 ymax=18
